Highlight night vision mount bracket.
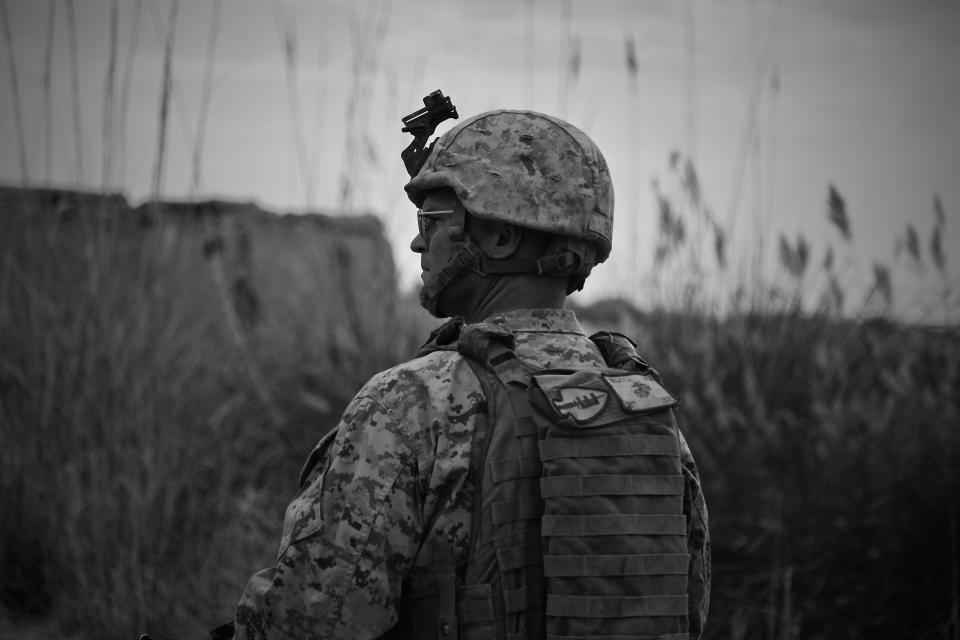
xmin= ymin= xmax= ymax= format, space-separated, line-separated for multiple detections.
xmin=400 ymin=89 xmax=459 ymax=177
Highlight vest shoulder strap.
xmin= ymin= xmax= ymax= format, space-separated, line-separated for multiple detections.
xmin=415 ymin=316 xmax=466 ymax=358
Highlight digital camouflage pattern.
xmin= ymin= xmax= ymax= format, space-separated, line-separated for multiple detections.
xmin=404 ymin=110 xmax=615 ymax=262
xmin=233 ymin=308 xmax=709 ymax=639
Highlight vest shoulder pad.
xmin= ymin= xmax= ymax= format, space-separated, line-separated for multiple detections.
xmin=415 ymin=316 xmax=466 ymax=357
xmin=589 ymin=330 xmax=664 ymax=382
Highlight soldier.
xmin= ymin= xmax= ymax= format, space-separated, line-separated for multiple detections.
xmin=233 ymin=109 xmax=710 ymax=639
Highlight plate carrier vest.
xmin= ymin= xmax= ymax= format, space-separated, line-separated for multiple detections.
xmin=396 ymin=321 xmax=692 ymax=640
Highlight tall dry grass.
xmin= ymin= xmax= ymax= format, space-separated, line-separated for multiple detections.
xmin=3 ymin=182 xmax=956 ymax=640
xmin=573 ymin=301 xmax=960 ymax=639
xmin=0 ymin=0 xmax=28 ymax=184
xmin=576 ymin=156 xmax=960 ymax=638
xmin=0 ymin=188 xmax=429 ymax=639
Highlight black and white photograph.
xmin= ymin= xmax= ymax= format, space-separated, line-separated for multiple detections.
xmin=1 ymin=1 xmax=958 ymax=639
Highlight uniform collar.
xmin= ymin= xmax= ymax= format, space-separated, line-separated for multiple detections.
xmin=479 ymin=308 xmax=586 ymax=335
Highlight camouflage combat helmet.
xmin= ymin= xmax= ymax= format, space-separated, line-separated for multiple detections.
xmin=405 ymin=109 xmax=615 ymax=266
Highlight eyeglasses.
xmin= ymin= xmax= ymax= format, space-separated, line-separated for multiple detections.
xmin=416 ymin=209 xmax=455 ymax=238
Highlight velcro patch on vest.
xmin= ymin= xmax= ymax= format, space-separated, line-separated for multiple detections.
xmin=603 ymin=373 xmax=676 ymax=413
xmin=549 ymin=386 xmax=609 ymax=422
xmin=533 ymin=369 xmax=676 ymax=426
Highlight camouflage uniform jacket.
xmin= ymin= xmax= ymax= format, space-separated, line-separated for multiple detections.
xmin=234 ymin=308 xmax=710 ymax=639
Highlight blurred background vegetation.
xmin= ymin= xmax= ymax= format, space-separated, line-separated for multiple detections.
xmin=1 ymin=182 xmax=957 ymax=639
xmin=2 ymin=1 xmax=959 ymax=639
xmin=0 ymin=186 xmax=432 ymax=637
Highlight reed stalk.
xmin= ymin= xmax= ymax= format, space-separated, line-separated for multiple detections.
xmin=117 ymin=0 xmax=143 ymax=188
xmin=270 ymin=1 xmax=314 ymax=207
xmin=338 ymin=1 xmax=389 ymax=214
xmin=102 ymin=0 xmax=119 ymax=191
xmin=189 ymin=0 xmax=224 ymax=199
xmin=42 ymin=0 xmax=56 ymax=185
xmin=721 ymin=0 xmax=783 ymax=253
xmin=65 ymin=0 xmax=84 ymax=184
xmin=558 ymin=0 xmax=570 ymax=117
xmin=151 ymin=0 xmax=179 ymax=212
xmin=753 ymin=63 xmax=781 ymax=312
xmin=682 ymin=0 xmax=699 ymax=164
xmin=524 ymin=0 xmax=534 ymax=106
xmin=0 ymin=0 xmax=29 ymax=184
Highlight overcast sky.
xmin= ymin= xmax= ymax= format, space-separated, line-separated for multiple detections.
xmin=2 ymin=0 xmax=958 ymax=320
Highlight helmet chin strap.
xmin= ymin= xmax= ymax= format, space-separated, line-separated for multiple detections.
xmin=420 ymin=240 xmax=581 ymax=317
xmin=420 ymin=204 xmax=583 ymax=317
xmin=419 ymin=239 xmax=483 ymax=316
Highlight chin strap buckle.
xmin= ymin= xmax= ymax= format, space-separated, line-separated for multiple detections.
xmin=536 ymin=251 xmax=579 ymax=275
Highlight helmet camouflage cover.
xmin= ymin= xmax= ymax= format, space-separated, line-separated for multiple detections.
xmin=404 ymin=109 xmax=615 ymax=264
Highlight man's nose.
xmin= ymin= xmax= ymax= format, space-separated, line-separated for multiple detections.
xmin=410 ymin=232 xmax=426 ymax=254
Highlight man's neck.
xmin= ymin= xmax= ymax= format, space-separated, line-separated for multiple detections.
xmin=460 ymin=274 xmax=567 ymax=323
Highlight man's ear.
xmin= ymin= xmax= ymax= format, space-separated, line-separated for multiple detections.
xmin=472 ymin=218 xmax=523 ymax=258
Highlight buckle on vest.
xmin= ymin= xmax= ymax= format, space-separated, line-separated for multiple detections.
xmin=437 ymin=615 xmax=458 ymax=639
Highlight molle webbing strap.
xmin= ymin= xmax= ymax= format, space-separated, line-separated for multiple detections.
xmin=543 ymin=554 xmax=690 ymax=577
xmin=435 ymin=540 xmax=459 ymax=639
xmin=496 ymin=530 xmax=543 ymax=572
xmin=542 ymin=514 xmax=687 ymax=537
xmin=546 ymin=594 xmax=689 ymax=618
xmin=540 ymin=474 xmax=684 ymax=498
xmin=492 ymin=496 xmax=544 ymax=526
xmin=514 ymin=416 xmax=537 ymax=437
xmin=539 ymin=434 xmax=680 ymax=460
xmin=487 ymin=349 xmax=537 ymax=386
xmin=490 ymin=455 xmax=542 ymax=484
xmin=547 ymin=634 xmax=689 ymax=640
xmin=504 ymin=584 xmax=545 ymax=613
xmin=456 ymin=584 xmax=495 ymax=625
xmin=395 ymin=583 xmax=495 ymax=637
xmin=457 ymin=600 xmax=494 ymax=625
